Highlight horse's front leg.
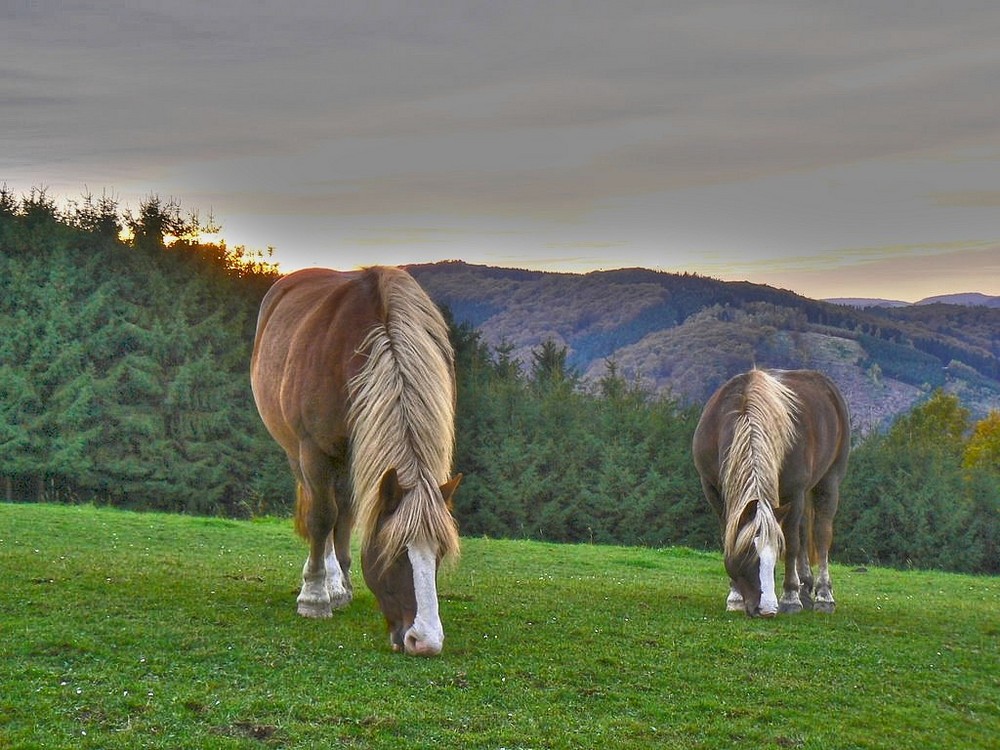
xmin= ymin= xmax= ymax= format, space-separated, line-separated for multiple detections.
xmin=295 ymin=443 xmax=347 ymax=618
xmin=700 ymin=478 xmax=742 ymax=612
xmin=726 ymin=582 xmax=744 ymax=612
xmin=298 ymin=528 xmax=335 ymax=618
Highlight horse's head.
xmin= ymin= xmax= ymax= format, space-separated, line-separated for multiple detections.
xmin=362 ymin=469 xmax=462 ymax=656
xmin=725 ymin=545 xmax=773 ymax=617
xmin=724 ymin=502 xmax=789 ymax=617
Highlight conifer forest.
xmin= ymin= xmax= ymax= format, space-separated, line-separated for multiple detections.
xmin=1 ymin=189 xmax=997 ymax=573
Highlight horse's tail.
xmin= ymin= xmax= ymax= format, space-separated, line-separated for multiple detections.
xmin=721 ymin=369 xmax=799 ymax=561
xmin=293 ymin=482 xmax=310 ymax=540
xmin=347 ymin=268 xmax=459 ymax=567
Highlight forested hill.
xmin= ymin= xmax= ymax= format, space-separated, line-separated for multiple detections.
xmin=0 ymin=191 xmax=289 ymax=513
xmin=2 ymin=194 xmax=997 ymax=573
xmin=408 ymin=261 xmax=1000 ymax=427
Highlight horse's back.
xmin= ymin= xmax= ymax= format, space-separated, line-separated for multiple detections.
xmin=692 ymin=370 xmax=755 ymax=482
xmin=771 ymin=369 xmax=851 ymax=484
xmin=693 ymin=369 xmax=850 ymax=486
xmin=254 ymin=268 xmax=362 ymax=342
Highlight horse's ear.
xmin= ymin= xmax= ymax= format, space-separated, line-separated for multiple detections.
xmin=379 ymin=468 xmax=405 ymax=514
xmin=738 ymin=499 xmax=758 ymax=529
xmin=439 ymin=473 xmax=463 ymax=510
xmin=774 ymin=503 xmax=794 ymax=524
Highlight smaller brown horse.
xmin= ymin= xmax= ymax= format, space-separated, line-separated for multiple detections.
xmin=251 ymin=266 xmax=462 ymax=655
xmin=692 ymin=369 xmax=850 ymax=617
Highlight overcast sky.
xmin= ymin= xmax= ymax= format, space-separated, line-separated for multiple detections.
xmin=3 ymin=1 xmax=999 ymax=301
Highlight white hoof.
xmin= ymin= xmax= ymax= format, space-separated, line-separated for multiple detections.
xmin=297 ymin=597 xmax=333 ymax=618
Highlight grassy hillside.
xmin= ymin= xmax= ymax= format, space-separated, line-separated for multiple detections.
xmin=1 ymin=503 xmax=996 ymax=749
xmin=409 ymin=262 xmax=1000 ymax=426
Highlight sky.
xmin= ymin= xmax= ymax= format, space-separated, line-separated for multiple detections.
xmin=3 ymin=1 xmax=1000 ymax=302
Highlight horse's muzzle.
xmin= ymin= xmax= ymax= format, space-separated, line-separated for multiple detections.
xmin=390 ymin=621 xmax=444 ymax=657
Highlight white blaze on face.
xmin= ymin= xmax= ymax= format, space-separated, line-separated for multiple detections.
xmin=754 ymin=536 xmax=779 ymax=616
xmin=404 ymin=542 xmax=444 ymax=656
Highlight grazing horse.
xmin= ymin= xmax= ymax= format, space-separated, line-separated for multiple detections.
xmin=250 ymin=266 xmax=461 ymax=656
xmin=692 ymin=369 xmax=849 ymax=617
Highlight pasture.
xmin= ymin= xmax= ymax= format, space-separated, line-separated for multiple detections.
xmin=0 ymin=503 xmax=996 ymax=749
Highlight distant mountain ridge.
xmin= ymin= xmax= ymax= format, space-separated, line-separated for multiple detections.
xmin=828 ymin=293 xmax=1000 ymax=309
xmin=408 ymin=261 xmax=1000 ymax=428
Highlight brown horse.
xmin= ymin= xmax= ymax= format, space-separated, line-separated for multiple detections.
xmin=250 ymin=266 xmax=462 ymax=655
xmin=692 ymin=369 xmax=849 ymax=617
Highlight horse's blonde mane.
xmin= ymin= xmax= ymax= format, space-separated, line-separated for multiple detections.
xmin=347 ymin=268 xmax=459 ymax=566
xmin=721 ymin=369 xmax=799 ymax=562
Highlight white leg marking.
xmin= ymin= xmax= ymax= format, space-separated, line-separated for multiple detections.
xmin=405 ymin=543 xmax=444 ymax=656
xmin=755 ymin=538 xmax=779 ymax=616
xmin=814 ymin=559 xmax=836 ymax=613
xmin=325 ymin=552 xmax=352 ymax=609
xmin=297 ymin=556 xmax=332 ymax=618
xmin=726 ymin=585 xmax=744 ymax=612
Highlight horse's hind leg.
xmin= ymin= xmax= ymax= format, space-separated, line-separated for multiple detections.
xmin=811 ymin=477 xmax=841 ymax=614
xmin=797 ymin=500 xmax=815 ymax=610
xmin=778 ymin=494 xmax=805 ymax=614
xmin=328 ymin=460 xmax=354 ymax=608
xmin=296 ymin=441 xmax=349 ymax=618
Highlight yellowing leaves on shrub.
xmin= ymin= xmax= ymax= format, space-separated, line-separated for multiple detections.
xmin=964 ymin=410 xmax=1000 ymax=472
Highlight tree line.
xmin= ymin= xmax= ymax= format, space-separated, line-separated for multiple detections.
xmin=0 ymin=188 xmax=288 ymax=515
xmin=1 ymin=189 xmax=997 ymax=573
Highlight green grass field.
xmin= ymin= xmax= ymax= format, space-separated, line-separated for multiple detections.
xmin=0 ymin=502 xmax=996 ymax=749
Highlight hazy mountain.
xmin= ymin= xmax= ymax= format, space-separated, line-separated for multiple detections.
xmin=409 ymin=261 xmax=1000 ymax=429
xmin=827 ymin=293 xmax=1000 ymax=309
xmin=825 ymin=297 xmax=911 ymax=308
xmin=915 ymin=293 xmax=1000 ymax=308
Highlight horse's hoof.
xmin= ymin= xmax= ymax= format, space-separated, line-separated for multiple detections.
xmin=296 ymin=599 xmax=333 ymax=618
xmin=814 ymin=599 xmax=836 ymax=614
xmin=799 ymin=590 xmax=814 ymax=611
xmin=778 ymin=600 xmax=803 ymax=614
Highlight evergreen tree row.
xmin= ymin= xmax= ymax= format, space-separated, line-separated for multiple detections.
xmin=449 ymin=324 xmax=714 ymax=548
xmin=0 ymin=188 xmax=289 ymax=515
xmin=1 ymin=188 xmax=997 ymax=573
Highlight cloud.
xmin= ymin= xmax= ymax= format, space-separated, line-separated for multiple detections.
xmin=932 ymin=191 xmax=1000 ymax=208
xmin=3 ymin=2 xmax=1000 ymax=299
xmin=725 ymin=242 xmax=1000 ymax=301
